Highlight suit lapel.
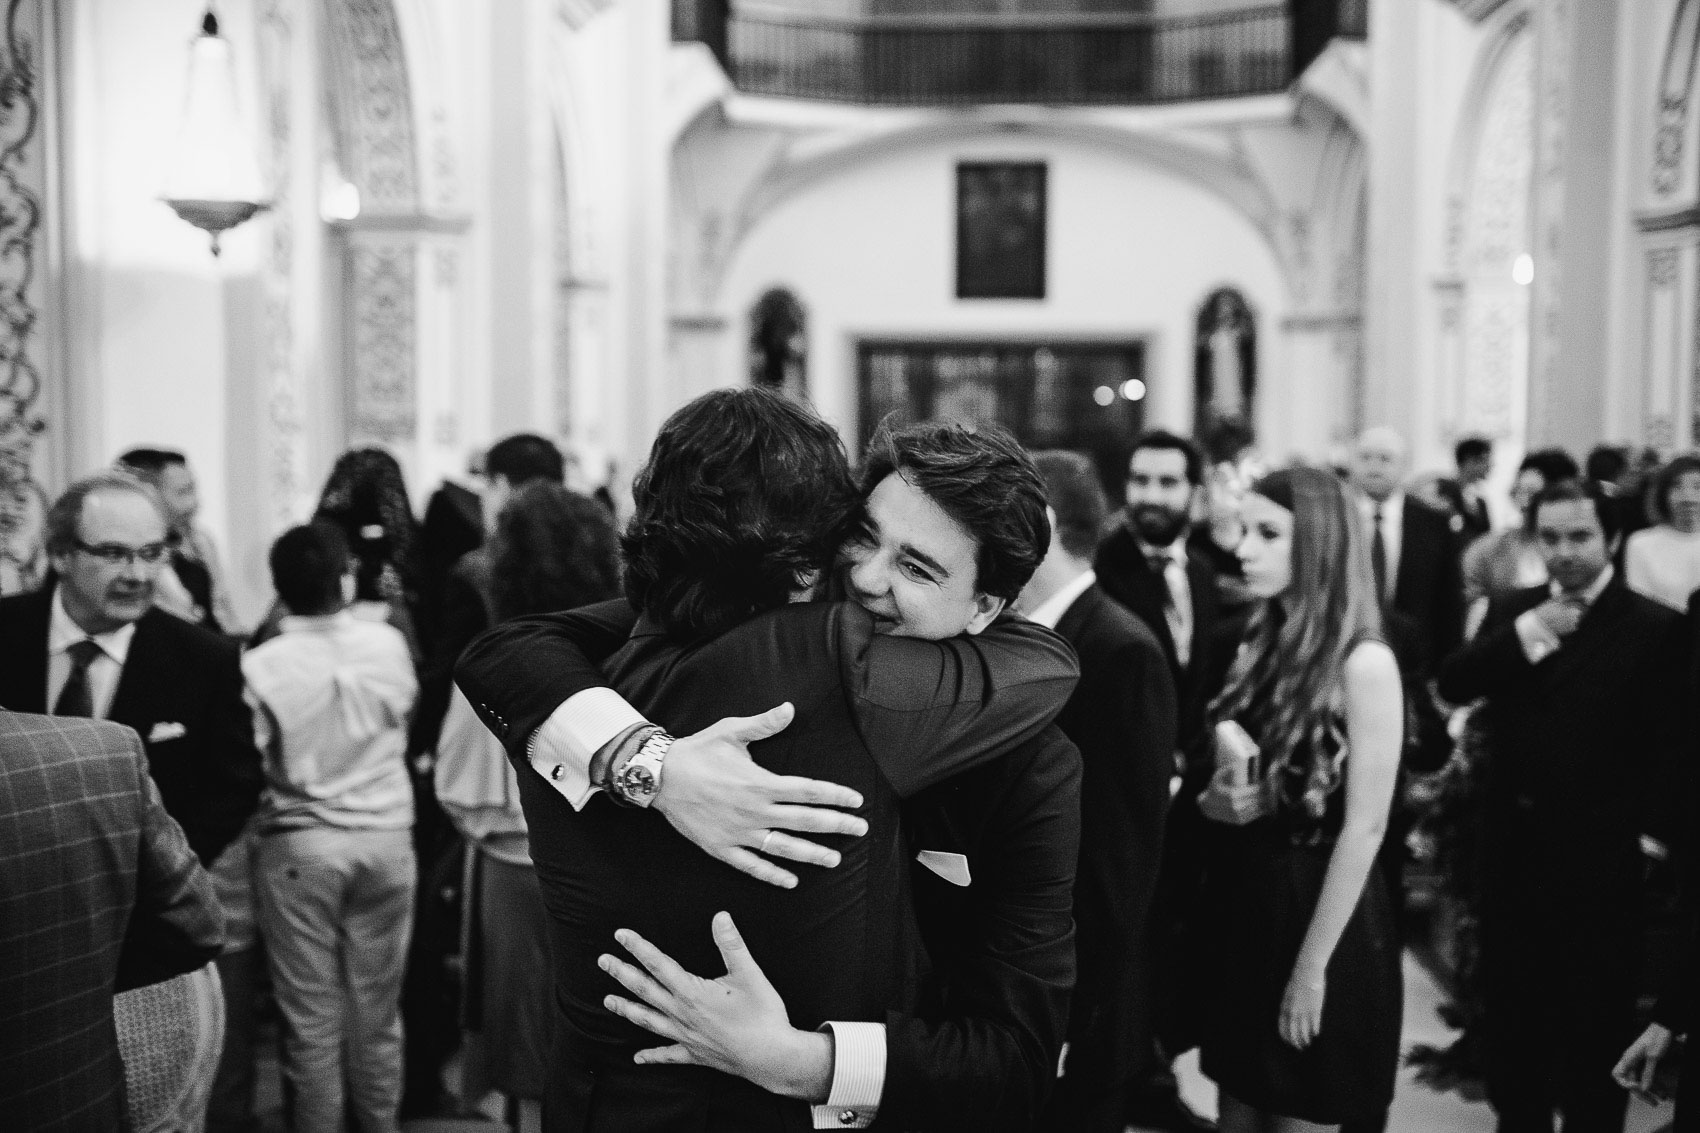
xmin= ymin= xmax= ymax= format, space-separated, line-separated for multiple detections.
xmin=107 ymin=611 xmax=162 ymax=729
xmin=1053 ymin=584 xmax=1097 ymax=648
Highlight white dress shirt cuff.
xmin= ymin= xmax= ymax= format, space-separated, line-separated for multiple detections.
xmin=526 ymin=688 xmax=649 ymax=810
xmin=810 ymin=1021 xmax=885 ymax=1128
xmin=1513 ymin=610 xmax=1561 ymax=665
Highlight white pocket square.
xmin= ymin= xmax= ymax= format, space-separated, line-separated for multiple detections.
xmin=915 ymin=850 xmax=972 ymax=887
xmin=148 ymin=721 xmax=187 ymax=743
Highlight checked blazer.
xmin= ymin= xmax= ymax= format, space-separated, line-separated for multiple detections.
xmin=0 ymin=710 xmax=225 ymax=1131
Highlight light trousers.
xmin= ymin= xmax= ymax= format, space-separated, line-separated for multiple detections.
xmin=256 ymin=827 xmax=415 ymax=1133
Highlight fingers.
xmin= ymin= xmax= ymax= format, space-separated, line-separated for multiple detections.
xmin=721 ymin=847 xmax=799 ymax=890
xmin=756 ymin=829 xmax=842 ymax=869
xmin=768 ymin=803 xmax=867 ymax=838
xmin=634 ymin=1044 xmax=698 ymax=1067
xmin=614 ymin=928 xmax=696 ymax=996
xmin=721 ymin=702 xmax=795 ymax=744
xmin=767 ymin=774 xmax=864 ymax=812
xmin=600 ymin=951 xmax=673 ymax=1011
xmin=711 ymin=911 xmax=755 ymax=980
xmin=603 ymin=993 xmax=684 ymax=1042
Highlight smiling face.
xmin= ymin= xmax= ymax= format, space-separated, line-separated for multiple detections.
xmin=841 ymin=472 xmax=1004 ymax=640
xmin=50 ymin=487 xmax=170 ymax=634
xmin=1236 ymin=490 xmax=1295 ymax=600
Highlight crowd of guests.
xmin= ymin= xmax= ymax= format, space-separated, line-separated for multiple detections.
xmin=1 ymin=401 xmax=1696 ymax=1133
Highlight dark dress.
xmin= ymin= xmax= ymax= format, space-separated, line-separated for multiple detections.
xmin=1198 ymin=677 xmax=1402 ymax=1125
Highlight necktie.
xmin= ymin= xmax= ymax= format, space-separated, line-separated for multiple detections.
xmin=1151 ymin=551 xmax=1192 ymax=669
xmin=54 ymin=638 xmax=105 ymax=718
xmin=1371 ymin=504 xmax=1388 ymax=605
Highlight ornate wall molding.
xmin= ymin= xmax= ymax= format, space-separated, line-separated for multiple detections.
xmin=258 ymin=0 xmax=306 ymax=531
xmin=1654 ymin=0 xmax=1700 ymax=197
xmin=0 ymin=0 xmax=48 ymax=595
xmin=325 ymin=0 xmax=419 ymax=214
xmin=347 ymin=235 xmax=417 ymax=442
xmin=1527 ymin=0 xmax=1572 ymax=441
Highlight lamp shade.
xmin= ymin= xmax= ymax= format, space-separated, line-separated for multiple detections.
xmin=162 ymin=11 xmax=268 ymax=254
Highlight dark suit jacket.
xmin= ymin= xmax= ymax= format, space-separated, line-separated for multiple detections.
xmin=1043 ymin=584 xmax=1176 ymax=1095
xmin=1094 ymin=520 xmax=1223 ymax=783
xmin=887 ymin=725 xmax=1081 ymax=1132
xmin=410 ymin=546 xmax=495 ymax=757
xmin=1388 ymin=496 xmax=1465 ymax=679
xmin=416 ymin=480 xmax=484 ymax=654
xmin=0 ymin=711 xmax=225 ymax=1131
xmin=457 ymin=601 xmax=1078 ymax=1130
xmin=1438 ymin=581 xmax=1687 ymax=935
xmin=0 ymin=589 xmax=263 ymax=863
xmin=1435 ymin=478 xmax=1492 ymax=543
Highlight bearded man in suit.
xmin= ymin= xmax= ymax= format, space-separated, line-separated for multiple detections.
xmin=0 ymin=470 xmax=262 ymax=864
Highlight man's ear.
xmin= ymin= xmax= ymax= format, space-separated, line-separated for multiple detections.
xmin=48 ymin=550 xmax=71 ymax=579
xmin=1606 ymin=531 xmax=1623 ymax=559
xmin=964 ymin=592 xmax=1006 ymax=636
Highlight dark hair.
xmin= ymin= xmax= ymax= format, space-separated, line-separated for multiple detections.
xmin=1031 ymin=450 xmax=1108 ymax=559
xmin=269 ymin=522 xmax=351 ymax=616
xmin=1584 ymin=444 xmax=1629 ymax=485
xmin=116 ymin=448 xmax=188 ymax=480
xmin=489 ymin=481 xmax=622 ymax=623
xmin=313 ymin=448 xmax=421 ymax=603
xmin=45 ymin=471 xmax=168 ymax=558
xmin=1650 ymin=453 xmax=1700 ymax=526
xmin=860 ymin=420 xmax=1049 ymax=601
xmin=485 ymin=433 xmax=565 ymax=487
xmin=1454 ymin=436 xmax=1492 ymax=465
xmin=622 ymin=388 xmax=859 ymax=642
xmin=1129 ymin=429 xmax=1206 ymax=487
xmin=1532 ymin=478 xmax=1622 ymax=541
xmin=1518 ymin=447 xmax=1580 ymax=485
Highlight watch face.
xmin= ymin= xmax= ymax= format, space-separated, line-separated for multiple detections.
xmin=621 ymin=764 xmax=656 ymax=797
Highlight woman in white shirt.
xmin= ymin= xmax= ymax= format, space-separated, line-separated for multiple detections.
xmin=1624 ymin=453 xmax=1700 ymax=611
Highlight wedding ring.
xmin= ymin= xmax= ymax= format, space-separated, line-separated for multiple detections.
xmin=760 ymin=830 xmax=775 ymax=855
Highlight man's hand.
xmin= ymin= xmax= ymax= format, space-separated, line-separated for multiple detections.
xmin=655 ymin=702 xmax=868 ymax=889
xmin=1612 ymin=1022 xmax=1675 ymax=1104
xmin=600 ymin=912 xmax=835 ymax=1101
xmin=1531 ymin=597 xmax=1585 ymax=639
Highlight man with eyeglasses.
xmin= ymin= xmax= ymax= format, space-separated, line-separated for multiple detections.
xmin=0 ymin=469 xmax=262 ymax=865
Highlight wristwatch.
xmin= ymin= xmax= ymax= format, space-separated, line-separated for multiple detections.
xmin=611 ymin=727 xmax=674 ymax=808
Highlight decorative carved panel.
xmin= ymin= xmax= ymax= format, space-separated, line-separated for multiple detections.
xmin=1654 ymin=0 xmax=1700 ymax=198
xmin=348 ymin=237 xmax=417 ymax=442
xmin=326 ymin=0 xmax=419 ymax=213
xmin=0 ymin=0 xmax=49 ymax=595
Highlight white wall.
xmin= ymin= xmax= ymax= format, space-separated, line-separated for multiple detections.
xmin=714 ymin=131 xmax=1289 ymax=454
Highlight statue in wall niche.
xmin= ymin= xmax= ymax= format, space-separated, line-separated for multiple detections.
xmin=748 ymin=288 xmax=809 ymax=403
xmin=1193 ymin=287 xmax=1257 ymax=447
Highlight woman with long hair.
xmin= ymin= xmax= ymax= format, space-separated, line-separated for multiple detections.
xmin=1196 ymin=466 xmax=1405 ymax=1133
xmin=436 ymin=480 xmax=621 ymax=1122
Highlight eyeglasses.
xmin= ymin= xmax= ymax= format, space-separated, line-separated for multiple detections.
xmin=72 ymin=539 xmax=170 ymax=566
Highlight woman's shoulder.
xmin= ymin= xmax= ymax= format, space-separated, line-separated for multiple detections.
xmin=1343 ymin=633 xmax=1399 ymax=682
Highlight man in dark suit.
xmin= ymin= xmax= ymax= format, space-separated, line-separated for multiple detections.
xmin=1094 ymin=429 xmax=1223 ymax=1131
xmin=0 ymin=471 xmax=262 ymax=864
xmin=0 ymin=710 xmax=226 ymax=1130
xmin=457 ymin=393 xmax=1079 ymax=1130
xmin=1439 ymin=479 xmax=1688 ymax=1133
xmin=1434 ymin=436 xmax=1495 ymax=545
xmin=1021 ymin=451 xmax=1177 ymax=1133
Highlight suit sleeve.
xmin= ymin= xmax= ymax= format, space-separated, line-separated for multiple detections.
xmin=191 ymin=636 xmax=263 ymax=864
xmin=1103 ymin=634 xmax=1177 ymax=948
xmin=117 ymin=732 xmax=226 ymax=991
xmin=454 ymin=599 xmax=638 ymax=758
xmin=881 ymin=735 xmax=1082 ymax=1131
xmin=848 ymin=612 xmax=1080 ymax=797
xmin=1431 ymin=514 xmax=1466 ymax=668
xmin=1436 ymin=598 xmax=1534 ymax=705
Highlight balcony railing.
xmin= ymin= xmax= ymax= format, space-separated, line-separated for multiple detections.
xmin=676 ymin=3 xmax=1333 ymax=106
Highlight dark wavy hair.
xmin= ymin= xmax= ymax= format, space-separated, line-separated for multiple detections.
xmin=859 ymin=419 xmax=1049 ymax=601
xmin=489 ymin=481 xmax=621 ymax=623
xmin=313 ymin=447 xmax=422 ymax=603
xmin=621 ymin=388 xmax=859 ymax=642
